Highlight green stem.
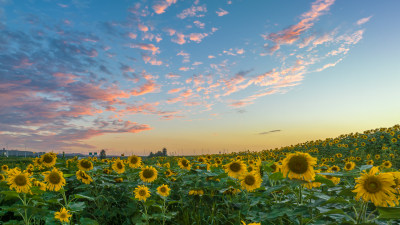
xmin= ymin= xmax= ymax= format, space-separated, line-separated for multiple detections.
xmin=143 ymin=201 xmax=149 ymax=225
xmin=162 ymin=198 xmax=166 ymax=225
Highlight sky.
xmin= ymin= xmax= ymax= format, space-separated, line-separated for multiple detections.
xmin=1 ymin=0 xmax=399 ymax=156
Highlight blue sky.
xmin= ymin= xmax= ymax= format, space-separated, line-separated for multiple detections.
xmin=1 ymin=0 xmax=399 ymax=155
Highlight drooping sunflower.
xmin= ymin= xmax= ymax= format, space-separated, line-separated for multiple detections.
xmin=43 ymin=167 xmax=66 ymax=191
xmin=76 ymin=170 xmax=93 ymax=184
xmin=77 ymin=159 xmax=94 ymax=171
xmin=188 ymin=189 xmax=204 ymax=196
xmin=178 ymin=157 xmax=191 ymax=170
xmin=139 ymin=166 xmax=158 ymax=183
xmin=33 ymin=180 xmax=47 ymax=191
xmin=112 ymin=159 xmax=126 ymax=174
xmin=41 ymin=153 xmax=57 ymax=168
xmin=240 ymin=171 xmax=262 ymax=192
xmin=165 ymin=169 xmax=174 ymax=177
xmin=222 ymin=187 xmax=241 ymax=195
xmin=157 ymin=184 xmax=171 ymax=197
xmin=353 ymin=167 xmax=398 ymax=207
xmin=6 ymin=169 xmax=32 ymax=194
xmin=281 ymin=152 xmax=317 ymax=182
xmin=344 ymin=161 xmax=356 ymax=171
xmin=224 ymin=160 xmax=247 ymax=179
xmin=54 ymin=207 xmax=72 ymax=223
xmin=134 ymin=185 xmax=150 ymax=202
xmin=127 ymin=155 xmax=142 ymax=168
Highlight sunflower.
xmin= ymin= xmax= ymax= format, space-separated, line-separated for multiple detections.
xmin=382 ymin=160 xmax=392 ymax=169
xmin=375 ymin=154 xmax=381 ymax=160
xmin=157 ymin=184 xmax=171 ymax=197
xmin=165 ymin=169 xmax=174 ymax=177
xmin=76 ymin=170 xmax=93 ymax=184
xmin=178 ymin=157 xmax=191 ymax=170
xmin=344 ymin=161 xmax=356 ymax=171
xmin=189 ymin=189 xmax=204 ymax=196
xmin=127 ymin=155 xmax=142 ymax=168
xmin=54 ymin=207 xmax=72 ymax=223
xmin=367 ymin=160 xmax=374 ymax=165
xmin=112 ymin=159 xmax=126 ymax=174
xmin=134 ymin=185 xmax=150 ymax=202
xmin=1 ymin=164 xmax=9 ymax=172
xmin=41 ymin=153 xmax=57 ymax=168
xmin=33 ymin=180 xmax=47 ymax=191
xmin=77 ymin=159 xmax=93 ymax=171
xmin=0 ymin=174 xmax=5 ymax=182
xmin=139 ymin=166 xmax=158 ymax=183
xmin=240 ymin=171 xmax=262 ymax=192
xmin=321 ymin=170 xmax=340 ymax=185
xmin=114 ymin=177 xmax=123 ymax=183
xmin=224 ymin=160 xmax=247 ymax=179
xmin=43 ymin=167 xmax=66 ymax=191
xmin=353 ymin=167 xmax=398 ymax=207
xmin=223 ymin=187 xmax=241 ymax=195
xmin=6 ymin=169 xmax=32 ymax=194
xmin=281 ymin=152 xmax=317 ymax=182
xmin=241 ymin=221 xmax=261 ymax=225
xmin=390 ymin=171 xmax=400 ymax=193
xmin=302 ymin=181 xmax=322 ymax=189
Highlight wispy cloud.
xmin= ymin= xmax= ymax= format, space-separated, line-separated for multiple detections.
xmin=258 ymin=130 xmax=281 ymax=135
xmin=356 ymin=16 xmax=372 ymax=25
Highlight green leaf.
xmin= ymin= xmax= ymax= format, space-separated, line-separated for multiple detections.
xmin=314 ymin=175 xmax=335 ymax=187
xmin=69 ymin=201 xmax=86 ymax=212
xmin=377 ymin=207 xmax=400 ymax=219
xmin=74 ymin=194 xmax=95 ymax=201
xmin=268 ymin=172 xmax=283 ymax=181
xmin=359 ymin=165 xmax=373 ymax=172
xmin=80 ymin=218 xmax=99 ymax=225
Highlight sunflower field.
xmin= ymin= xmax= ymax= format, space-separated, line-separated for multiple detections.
xmin=1 ymin=125 xmax=400 ymax=225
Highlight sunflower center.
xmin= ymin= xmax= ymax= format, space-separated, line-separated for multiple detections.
xmin=364 ymin=177 xmax=382 ymax=193
xmin=332 ymin=167 xmax=338 ymax=172
xmin=139 ymin=189 xmax=146 ymax=196
xmin=143 ymin=169 xmax=154 ymax=178
xmin=43 ymin=155 xmax=54 ymax=163
xmin=2 ymin=165 xmax=8 ymax=170
xmin=117 ymin=162 xmax=123 ymax=169
xmin=14 ymin=174 xmax=27 ymax=186
xmin=326 ymin=175 xmax=332 ymax=179
xmin=270 ymin=164 xmax=276 ymax=171
xmin=346 ymin=164 xmax=351 ymax=169
xmin=80 ymin=160 xmax=92 ymax=169
xmin=48 ymin=172 xmax=61 ymax=184
xmin=244 ymin=175 xmax=256 ymax=186
xmin=130 ymin=157 xmax=138 ymax=164
xmin=181 ymin=160 xmax=189 ymax=167
xmin=229 ymin=162 xmax=241 ymax=172
xmin=160 ymin=187 xmax=166 ymax=193
xmin=60 ymin=212 xmax=67 ymax=219
xmin=288 ymin=155 xmax=308 ymax=174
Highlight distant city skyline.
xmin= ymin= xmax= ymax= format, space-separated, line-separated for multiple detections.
xmin=1 ymin=0 xmax=399 ymax=155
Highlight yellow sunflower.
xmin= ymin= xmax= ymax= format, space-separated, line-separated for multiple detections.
xmin=224 ymin=160 xmax=247 ymax=179
xmin=77 ymin=159 xmax=94 ymax=171
xmin=344 ymin=161 xmax=356 ymax=171
xmin=134 ymin=185 xmax=150 ymax=202
xmin=1 ymin=164 xmax=9 ymax=172
xmin=367 ymin=160 xmax=374 ymax=166
xmin=54 ymin=207 xmax=72 ymax=223
xmin=188 ymin=189 xmax=204 ymax=196
xmin=76 ymin=170 xmax=93 ymax=184
xmin=112 ymin=159 xmax=126 ymax=174
xmin=281 ymin=152 xmax=317 ymax=182
xmin=321 ymin=170 xmax=340 ymax=185
xmin=353 ymin=167 xmax=398 ymax=207
xmin=114 ymin=177 xmax=123 ymax=183
xmin=240 ymin=171 xmax=262 ymax=192
xmin=33 ymin=180 xmax=47 ymax=191
xmin=41 ymin=153 xmax=57 ymax=168
xmin=0 ymin=174 xmax=5 ymax=182
xmin=139 ymin=166 xmax=158 ymax=183
xmin=43 ymin=167 xmax=66 ymax=191
xmin=178 ymin=157 xmax=191 ymax=170
xmin=127 ymin=155 xmax=142 ymax=168
xmin=6 ymin=169 xmax=32 ymax=193
xmin=382 ymin=160 xmax=392 ymax=169
xmin=157 ymin=184 xmax=171 ymax=197
xmin=241 ymin=221 xmax=261 ymax=225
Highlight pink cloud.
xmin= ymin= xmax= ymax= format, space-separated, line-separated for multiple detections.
xmin=130 ymin=43 xmax=160 ymax=55
xmin=138 ymin=24 xmax=149 ymax=32
xmin=216 ymin=8 xmax=229 ymax=16
xmin=130 ymin=80 xmax=159 ymax=96
xmin=165 ymin=74 xmax=181 ymax=79
xmin=264 ymin=0 xmax=335 ymax=53
xmin=194 ymin=20 xmax=205 ymax=28
xmin=141 ymin=53 xmax=163 ymax=65
xmin=128 ymin=32 xmax=137 ymax=39
xmin=357 ymin=16 xmax=372 ymax=25
xmin=179 ymin=67 xmax=191 ymax=71
xmin=208 ymin=55 xmax=215 ymax=59
xmin=168 ymin=88 xmax=182 ymax=94
xmin=172 ymin=33 xmax=186 ymax=44
xmin=189 ymin=33 xmax=208 ymax=43
xmin=153 ymin=0 xmax=177 ymax=14
xmin=177 ymin=5 xmax=207 ymax=19
xmin=165 ymin=28 xmax=176 ymax=36
xmin=236 ymin=49 xmax=245 ymax=54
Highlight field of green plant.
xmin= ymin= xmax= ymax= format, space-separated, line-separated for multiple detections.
xmin=1 ymin=125 xmax=400 ymax=225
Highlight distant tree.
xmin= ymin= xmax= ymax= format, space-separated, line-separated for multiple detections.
xmin=100 ymin=149 xmax=106 ymax=160
xmin=149 ymin=152 xmax=154 ymax=158
xmin=62 ymin=151 xmax=65 ymax=160
xmin=162 ymin=147 xmax=167 ymax=156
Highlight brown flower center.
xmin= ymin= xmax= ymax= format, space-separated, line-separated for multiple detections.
xmin=80 ymin=160 xmax=92 ymax=169
xmin=14 ymin=174 xmax=27 ymax=186
xmin=181 ymin=160 xmax=189 ymax=167
xmin=139 ymin=189 xmax=147 ymax=196
xmin=130 ymin=157 xmax=138 ymax=164
xmin=48 ymin=172 xmax=61 ymax=184
xmin=364 ymin=177 xmax=382 ymax=193
xmin=117 ymin=162 xmax=123 ymax=169
xmin=160 ymin=187 xmax=167 ymax=193
xmin=143 ymin=169 xmax=154 ymax=178
xmin=229 ymin=162 xmax=241 ymax=172
xmin=43 ymin=155 xmax=54 ymax=163
xmin=244 ymin=175 xmax=256 ymax=186
xmin=288 ymin=155 xmax=309 ymax=174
